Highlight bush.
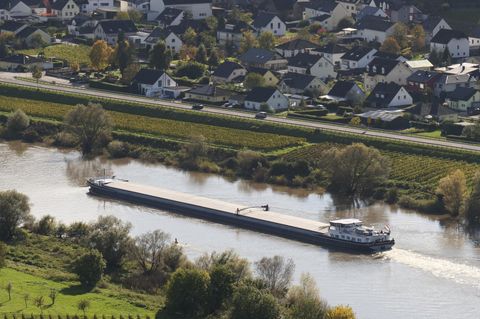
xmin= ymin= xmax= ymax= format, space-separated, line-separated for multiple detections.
xmin=230 ymin=284 xmax=280 ymax=319
xmin=53 ymin=131 xmax=78 ymax=147
xmin=107 ymin=140 xmax=129 ymax=158
xmin=73 ymin=250 xmax=106 ymax=288
xmin=175 ymin=62 xmax=207 ymax=79
xmin=7 ymin=109 xmax=30 ymax=136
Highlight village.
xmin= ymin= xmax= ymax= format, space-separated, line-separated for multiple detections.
xmin=0 ymin=0 xmax=479 ymax=138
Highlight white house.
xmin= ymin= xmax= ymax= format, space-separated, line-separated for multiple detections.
xmin=94 ymin=19 xmax=138 ymax=45
xmin=244 ymin=87 xmax=289 ymax=111
xmin=144 ymin=27 xmax=182 ymax=53
xmin=445 ymin=87 xmax=480 ymax=112
xmin=279 ymin=72 xmax=326 ymax=96
xmin=133 ymin=68 xmax=186 ymax=98
xmin=217 ymin=21 xmax=251 ymax=47
xmin=323 ymin=80 xmax=366 ymax=104
xmin=422 ymin=16 xmax=451 ymax=45
xmin=275 ymin=39 xmax=319 ymax=58
xmin=80 ymin=0 xmax=116 ymax=14
xmin=340 ymin=46 xmax=377 ymax=70
xmin=313 ymin=43 xmax=348 ymax=66
xmin=433 ymin=74 xmax=475 ymax=98
xmin=364 ymin=57 xmax=412 ymax=91
xmin=365 ymin=82 xmax=413 ymax=108
xmin=8 ymin=0 xmax=32 ymax=18
xmin=212 ymin=61 xmax=246 ymax=83
xmin=303 ymin=1 xmax=349 ymax=31
xmin=150 ymin=0 xmax=212 ymax=20
xmin=0 ymin=2 xmax=11 ymax=21
xmin=252 ymin=12 xmax=286 ymax=36
xmin=51 ymin=0 xmax=80 ymax=21
xmin=155 ymin=7 xmax=183 ymax=27
xmin=430 ymin=29 xmax=469 ymax=59
xmin=355 ymin=15 xmax=395 ymax=44
xmin=287 ymin=53 xmax=336 ymax=80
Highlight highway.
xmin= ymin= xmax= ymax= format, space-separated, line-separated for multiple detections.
xmin=1 ymin=72 xmax=480 ymax=152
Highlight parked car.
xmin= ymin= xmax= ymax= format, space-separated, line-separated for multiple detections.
xmin=255 ymin=112 xmax=267 ymax=119
xmin=222 ymin=102 xmax=231 ymax=107
xmin=192 ymin=104 xmax=204 ymax=110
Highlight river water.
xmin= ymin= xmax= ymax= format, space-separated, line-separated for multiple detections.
xmin=1 ymin=142 xmax=479 ymax=318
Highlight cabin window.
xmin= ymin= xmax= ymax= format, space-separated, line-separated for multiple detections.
xmin=341 ymin=235 xmax=345 ymax=239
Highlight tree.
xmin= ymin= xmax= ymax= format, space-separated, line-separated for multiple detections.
xmin=462 ymin=123 xmax=480 ymax=140
xmin=64 ymin=103 xmax=112 ymax=155
xmin=183 ymin=27 xmax=198 ymax=46
xmin=88 ymin=215 xmax=132 ymax=269
xmin=181 ymin=134 xmax=207 ymax=160
xmin=32 ymin=65 xmax=42 ymax=89
xmin=429 ymin=49 xmax=441 ymax=66
xmin=442 ymin=47 xmax=451 ymax=66
xmin=29 ymin=33 xmax=46 ymax=49
xmin=205 ymin=16 xmax=218 ymax=32
xmin=121 ymin=63 xmax=140 ymax=84
xmin=49 ymin=289 xmax=57 ymax=305
xmin=411 ymin=24 xmax=426 ymax=52
xmin=258 ymin=31 xmax=276 ymax=50
xmin=0 ymin=190 xmax=31 ymax=241
xmin=175 ymin=61 xmax=206 ymax=79
xmin=436 ymin=169 xmax=467 ymax=216
xmin=35 ymin=215 xmax=56 ymax=235
xmin=286 ymin=273 xmax=329 ymax=319
xmin=324 ymin=143 xmax=390 ymax=195
xmin=70 ymin=61 xmax=80 ymax=73
xmin=78 ymin=299 xmax=90 ymax=318
xmin=127 ymin=9 xmax=142 ymax=23
xmin=195 ymin=44 xmax=208 ymax=64
xmin=244 ymin=72 xmax=265 ymax=90
xmin=255 ymin=255 xmax=295 ymax=297
xmin=230 ymin=284 xmax=280 ymax=319
xmin=23 ymin=293 xmax=29 ymax=308
xmin=6 ymin=282 xmax=12 ymax=300
xmin=195 ymin=250 xmax=251 ymax=282
xmin=208 ymin=49 xmax=220 ymax=66
xmin=132 ymin=230 xmax=171 ymax=274
xmin=34 ymin=296 xmax=44 ymax=315
xmin=240 ymin=30 xmax=259 ymax=53
xmin=149 ymin=41 xmax=171 ymax=70
xmin=464 ymin=172 xmax=480 ymax=225
xmin=113 ymin=31 xmax=135 ymax=75
xmin=0 ymin=242 xmax=7 ymax=269
xmin=165 ymin=268 xmax=210 ymax=317
xmin=207 ymin=265 xmax=236 ymax=312
xmin=6 ymin=109 xmax=30 ymax=136
xmin=326 ymin=305 xmax=356 ymax=319
xmin=392 ymin=23 xmax=408 ymax=49
xmin=73 ymin=250 xmax=106 ymax=288
xmin=349 ymin=117 xmax=361 ymax=126
xmin=380 ymin=37 xmax=401 ymax=55
xmin=89 ymin=40 xmax=113 ymax=71
xmin=337 ymin=17 xmax=354 ymax=29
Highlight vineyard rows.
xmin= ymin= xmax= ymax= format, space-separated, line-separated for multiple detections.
xmin=0 ymin=96 xmax=305 ymax=150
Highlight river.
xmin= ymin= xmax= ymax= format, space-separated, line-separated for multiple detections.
xmin=1 ymin=141 xmax=479 ymax=318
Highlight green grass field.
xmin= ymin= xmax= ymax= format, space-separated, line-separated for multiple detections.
xmin=19 ymin=44 xmax=91 ymax=66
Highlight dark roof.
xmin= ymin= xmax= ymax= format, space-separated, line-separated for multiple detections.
xmin=366 ymin=57 xmax=400 ymax=75
xmin=188 ymin=84 xmax=230 ymax=97
xmin=357 ymin=6 xmax=384 ymax=21
xmin=0 ymin=54 xmax=42 ymax=64
xmin=341 ymin=46 xmax=375 ymax=61
xmin=446 ymin=87 xmax=478 ymax=101
xmin=275 ymin=39 xmax=319 ymax=51
xmin=16 ymin=26 xmax=40 ymax=38
xmin=248 ymin=67 xmax=273 ymax=76
xmin=374 ymin=50 xmax=401 ymax=60
xmin=218 ymin=21 xmax=251 ymax=33
xmin=422 ymin=16 xmax=445 ymax=33
xmin=306 ymin=0 xmax=337 ymax=13
xmin=168 ymin=19 xmax=206 ymax=34
xmin=155 ymin=7 xmax=183 ymax=25
xmin=253 ymin=12 xmax=278 ymax=29
xmin=213 ymin=61 xmax=244 ymax=78
xmin=239 ymin=48 xmax=278 ymax=64
xmin=328 ymin=81 xmax=357 ymax=98
xmin=72 ymin=13 xmax=91 ymax=25
xmin=145 ymin=27 xmax=173 ymax=43
xmin=407 ymin=70 xmax=440 ymax=83
xmin=287 ymin=52 xmax=321 ymax=69
xmin=355 ymin=15 xmax=393 ymax=32
xmin=469 ymin=26 xmax=480 ymax=39
xmin=366 ymin=82 xmax=405 ymax=107
xmin=316 ymin=42 xmax=347 ymax=54
xmin=133 ymin=68 xmax=165 ymax=85
xmin=97 ymin=19 xmax=137 ymax=34
xmin=0 ymin=21 xmax=25 ymax=32
xmin=164 ymin=0 xmax=211 ymax=4
xmin=281 ymin=72 xmax=317 ymax=90
xmin=51 ymin=0 xmax=71 ymax=10
xmin=431 ymin=29 xmax=467 ymax=44
xmin=245 ymin=87 xmax=277 ymax=102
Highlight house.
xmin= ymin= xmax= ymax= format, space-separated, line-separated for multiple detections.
xmin=51 ymin=0 xmax=80 ymax=20
xmin=133 ymin=68 xmax=187 ymax=98
xmin=356 ymin=5 xmax=387 ymax=21
xmin=8 ymin=0 xmax=33 ymax=18
xmin=406 ymin=70 xmax=440 ymax=93
xmin=150 ymin=0 xmax=212 ymax=20
xmin=185 ymin=84 xmax=231 ymax=103
xmin=248 ymin=67 xmax=279 ymax=86
xmin=239 ymin=48 xmax=287 ymax=70
xmin=212 ymin=61 xmax=246 ymax=83
xmin=365 ymin=82 xmax=413 ymax=108
xmin=468 ymin=27 xmax=480 ymax=54
xmin=355 ymin=15 xmax=394 ymax=44
xmin=314 ymin=42 xmax=347 ymax=66
xmin=16 ymin=27 xmax=52 ymax=47
xmin=445 ymin=87 xmax=480 ymax=112
xmin=287 ymin=53 xmax=336 ymax=80
xmin=430 ymin=29 xmax=469 ymax=59
xmin=340 ymin=46 xmax=377 ymax=71
xmin=94 ymin=20 xmax=138 ymax=45
xmin=252 ymin=12 xmax=286 ymax=36
xmin=303 ymin=1 xmax=349 ymax=31
xmin=155 ymin=7 xmax=183 ymax=28
xmin=405 ymin=59 xmax=433 ymax=72
xmin=144 ymin=27 xmax=182 ymax=52
xmin=358 ymin=109 xmax=409 ymax=129
xmin=0 ymin=1 xmax=11 ymax=20
xmin=323 ymin=80 xmax=365 ymax=104
xmin=433 ymin=74 xmax=475 ymax=98
xmin=275 ymin=39 xmax=319 ymax=58
xmin=422 ymin=16 xmax=451 ymax=45
xmin=244 ymin=87 xmax=289 ymax=111
xmin=390 ymin=4 xmax=424 ymax=23
xmin=0 ymin=54 xmax=46 ymax=71
xmin=279 ymin=72 xmax=326 ymax=96
xmin=0 ymin=21 xmax=27 ymax=34
xmin=336 ymin=0 xmax=361 ymax=16
xmin=217 ymin=21 xmax=251 ymax=47
xmin=80 ymin=0 xmax=115 ymax=14
xmin=364 ymin=57 xmax=412 ymax=91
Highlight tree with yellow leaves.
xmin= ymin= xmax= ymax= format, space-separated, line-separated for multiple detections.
xmin=89 ymin=40 xmax=113 ymax=71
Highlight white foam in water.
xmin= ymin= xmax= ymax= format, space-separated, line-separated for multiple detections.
xmin=385 ymin=248 xmax=480 ymax=286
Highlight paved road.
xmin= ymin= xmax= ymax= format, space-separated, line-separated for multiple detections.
xmin=2 ymin=73 xmax=480 ymax=152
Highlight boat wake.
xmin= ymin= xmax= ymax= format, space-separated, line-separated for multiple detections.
xmin=384 ymin=248 xmax=480 ymax=286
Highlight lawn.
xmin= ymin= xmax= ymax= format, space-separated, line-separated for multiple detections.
xmin=413 ymin=130 xmax=443 ymax=139
xmin=19 ymin=44 xmax=91 ymax=66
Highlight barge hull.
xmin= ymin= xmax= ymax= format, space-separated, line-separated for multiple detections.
xmin=88 ymin=181 xmax=394 ymax=253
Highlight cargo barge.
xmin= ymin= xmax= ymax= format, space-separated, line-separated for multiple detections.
xmin=87 ymin=178 xmax=394 ymax=253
